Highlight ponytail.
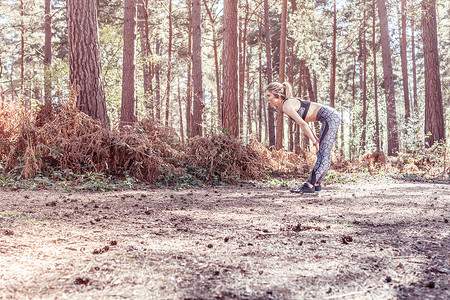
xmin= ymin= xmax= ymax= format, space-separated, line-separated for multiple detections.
xmin=266 ymin=81 xmax=294 ymax=100
xmin=282 ymin=82 xmax=293 ymax=99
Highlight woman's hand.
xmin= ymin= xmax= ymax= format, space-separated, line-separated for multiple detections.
xmin=313 ymin=140 xmax=319 ymax=152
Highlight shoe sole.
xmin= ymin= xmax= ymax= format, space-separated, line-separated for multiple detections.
xmin=299 ymin=192 xmax=318 ymax=196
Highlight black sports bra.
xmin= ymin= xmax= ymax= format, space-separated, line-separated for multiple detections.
xmin=297 ymin=98 xmax=311 ymax=120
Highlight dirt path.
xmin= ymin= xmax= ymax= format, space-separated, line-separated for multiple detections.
xmin=0 ymin=178 xmax=449 ymax=299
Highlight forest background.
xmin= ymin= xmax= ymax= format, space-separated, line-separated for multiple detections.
xmin=0 ymin=0 xmax=449 ymax=185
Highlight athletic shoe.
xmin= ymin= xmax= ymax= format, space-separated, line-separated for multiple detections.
xmin=315 ymin=184 xmax=321 ymax=192
xmin=290 ymin=182 xmax=316 ymax=194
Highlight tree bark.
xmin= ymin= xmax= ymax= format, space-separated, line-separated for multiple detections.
xmin=361 ymin=0 xmax=367 ymax=153
xmin=400 ymin=0 xmax=410 ymax=123
xmin=246 ymin=46 xmax=252 ymax=138
xmin=165 ymin=0 xmax=173 ymax=127
xmin=203 ymin=0 xmax=221 ymax=127
xmin=330 ymin=0 xmax=337 ymax=109
xmin=373 ymin=2 xmax=380 ymax=152
xmin=177 ymin=78 xmax=184 ymax=144
xmin=155 ymin=39 xmax=161 ymax=122
xmin=222 ymin=0 xmax=239 ymax=137
xmin=258 ymin=51 xmax=262 ymax=142
xmin=276 ymin=0 xmax=287 ymax=150
xmin=120 ymin=0 xmax=137 ymax=126
xmin=137 ymin=0 xmax=152 ymax=118
xmin=377 ymin=0 xmax=399 ymax=155
xmin=264 ymin=0 xmax=275 ymax=147
xmin=20 ymin=0 xmax=25 ymax=94
xmin=186 ymin=0 xmax=192 ymax=137
xmin=67 ymin=0 xmax=109 ymax=127
xmin=422 ymin=0 xmax=445 ymax=147
xmin=239 ymin=1 xmax=249 ymax=137
xmin=191 ymin=0 xmax=204 ymax=136
xmin=411 ymin=3 xmax=418 ymax=111
xmin=44 ymin=0 xmax=52 ymax=103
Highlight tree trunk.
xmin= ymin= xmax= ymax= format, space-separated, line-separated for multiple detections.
xmin=155 ymin=39 xmax=161 ymax=122
xmin=177 ymin=78 xmax=184 ymax=144
xmin=264 ymin=0 xmax=275 ymax=147
xmin=165 ymin=0 xmax=173 ymax=126
xmin=422 ymin=0 xmax=445 ymax=147
xmin=411 ymin=3 xmax=418 ymax=111
xmin=258 ymin=51 xmax=263 ymax=142
xmin=361 ymin=0 xmax=367 ymax=153
xmin=373 ymin=2 xmax=380 ymax=152
xmin=120 ymin=0 xmax=137 ymax=126
xmin=203 ymin=0 xmax=221 ymax=127
xmin=239 ymin=1 xmax=249 ymax=137
xmin=350 ymin=56 xmax=356 ymax=160
xmin=400 ymin=0 xmax=410 ymax=123
xmin=246 ymin=46 xmax=252 ymax=138
xmin=377 ymin=0 xmax=399 ymax=155
xmin=137 ymin=0 xmax=152 ymax=118
xmin=20 ymin=0 xmax=25 ymax=94
xmin=276 ymin=0 xmax=287 ymax=150
xmin=222 ymin=0 xmax=239 ymax=137
xmin=67 ymin=0 xmax=109 ymax=127
xmin=330 ymin=0 xmax=337 ymax=108
xmin=288 ymin=46 xmax=294 ymax=152
xmin=191 ymin=0 xmax=204 ymax=137
xmin=44 ymin=0 xmax=52 ymax=103
xmin=295 ymin=60 xmax=304 ymax=154
xmin=186 ymin=0 xmax=192 ymax=137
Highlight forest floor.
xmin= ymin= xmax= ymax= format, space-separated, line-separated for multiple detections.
xmin=0 ymin=175 xmax=449 ymax=300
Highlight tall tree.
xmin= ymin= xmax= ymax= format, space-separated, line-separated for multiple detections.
xmin=422 ymin=0 xmax=445 ymax=146
xmin=44 ymin=0 xmax=52 ymax=103
xmin=67 ymin=0 xmax=109 ymax=126
xmin=222 ymin=0 xmax=239 ymax=137
xmin=410 ymin=4 xmax=418 ymax=110
xmin=186 ymin=0 xmax=193 ymax=137
xmin=165 ymin=0 xmax=173 ymax=126
xmin=238 ymin=1 xmax=249 ymax=137
xmin=203 ymin=0 xmax=221 ymax=127
xmin=377 ymin=0 xmax=399 ymax=155
xmin=20 ymin=0 xmax=24 ymax=94
xmin=258 ymin=51 xmax=263 ymax=142
xmin=155 ymin=39 xmax=161 ymax=122
xmin=276 ymin=0 xmax=287 ymax=150
xmin=361 ymin=0 xmax=367 ymax=153
xmin=373 ymin=2 xmax=380 ymax=152
xmin=191 ymin=0 xmax=204 ymax=136
xmin=400 ymin=0 xmax=410 ymax=122
xmin=121 ymin=0 xmax=137 ymax=126
xmin=137 ymin=0 xmax=152 ymax=118
xmin=330 ymin=0 xmax=337 ymax=109
xmin=264 ymin=0 xmax=275 ymax=147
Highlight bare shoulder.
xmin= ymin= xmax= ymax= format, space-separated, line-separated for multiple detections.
xmin=283 ymin=97 xmax=301 ymax=111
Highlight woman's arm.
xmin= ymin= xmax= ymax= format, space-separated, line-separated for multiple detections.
xmin=283 ymin=104 xmax=319 ymax=151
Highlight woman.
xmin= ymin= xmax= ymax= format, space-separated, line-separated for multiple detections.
xmin=266 ymin=81 xmax=341 ymax=195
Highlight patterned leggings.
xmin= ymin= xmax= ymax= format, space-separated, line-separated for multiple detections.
xmin=308 ymin=106 xmax=341 ymax=185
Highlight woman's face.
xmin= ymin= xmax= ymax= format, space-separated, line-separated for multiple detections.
xmin=265 ymin=91 xmax=280 ymax=108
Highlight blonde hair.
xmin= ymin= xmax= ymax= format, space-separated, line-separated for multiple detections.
xmin=266 ymin=82 xmax=293 ymax=100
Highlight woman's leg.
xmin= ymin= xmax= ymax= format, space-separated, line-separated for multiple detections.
xmin=308 ymin=109 xmax=340 ymax=185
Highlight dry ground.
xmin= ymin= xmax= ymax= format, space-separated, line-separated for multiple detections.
xmin=0 ymin=177 xmax=449 ymax=299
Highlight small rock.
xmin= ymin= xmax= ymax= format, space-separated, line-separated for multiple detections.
xmin=342 ymin=236 xmax=353 ymax=244
xmin=74 ymin=277 xmax=89 ymax=285
xmin=4 ymin=229 xmax=14 ymax=236
xmin=425 ymin=282 xmax=435 ymax=288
